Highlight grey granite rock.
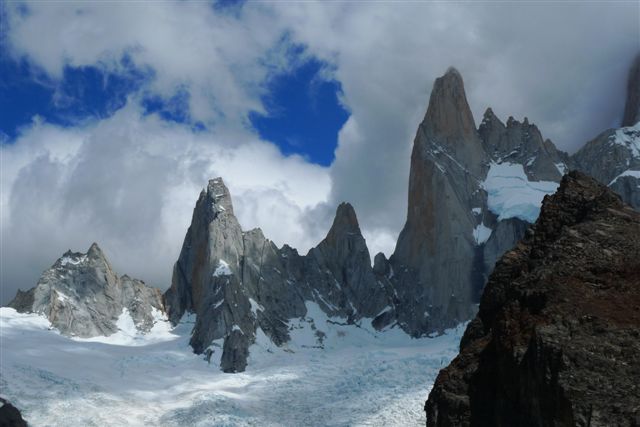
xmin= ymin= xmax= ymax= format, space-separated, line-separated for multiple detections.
xmin=572 ymin=125 xmax=640 ymax=210
xmin=165 ymin=180 xmax=396 ymax=372
xmin=8 ymin=243 xmax=164 ymax=338
xmin=390 ymin=68 xmax=487 ymax=335
xmin=479 ymin=108 xmax=570 ymax=181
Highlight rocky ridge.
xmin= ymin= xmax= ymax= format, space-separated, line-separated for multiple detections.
xmin=8 ymin=243 xmax=164 ymax=338
xmin=425 ymin=171 xmax=640 ymax=426
xmin=163 ymin=180 xmax=394 ymax=372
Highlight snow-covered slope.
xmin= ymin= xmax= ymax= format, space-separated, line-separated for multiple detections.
xmin=482 ymin=162 xmax=559 ymax=222
xmin=0 ymin=307 xmax=463 ymax=426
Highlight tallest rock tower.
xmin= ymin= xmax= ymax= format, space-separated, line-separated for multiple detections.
xmin=390 ymin=68 xmax=489 ymax=334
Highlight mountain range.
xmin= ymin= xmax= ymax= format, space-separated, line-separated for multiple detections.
xmin=9 ymin=54 xmax=640 ymax=374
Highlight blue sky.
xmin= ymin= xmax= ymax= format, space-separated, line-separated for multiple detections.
xmin=0 ymin=45 xmax=348 ymax=166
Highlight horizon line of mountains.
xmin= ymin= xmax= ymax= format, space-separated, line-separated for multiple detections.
xmin=8 ymin=53 xmax=640 ymax=373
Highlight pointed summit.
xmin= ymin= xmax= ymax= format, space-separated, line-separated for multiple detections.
xmin=423 ymin=66 xmax=477 ymax=140
xmin=8 ymin=244 xmax=163 ymax=338
xmin=325 ymin=202 xmax=361 ymax=243
xmin=87 ymin=242 xmax=106 ymax=260
xmin=622 ymin=53 xmax=640 ymax=127
xmin=206 ymin=177 xmax=234 ymax=215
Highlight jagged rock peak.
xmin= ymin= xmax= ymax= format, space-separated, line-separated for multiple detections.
xmin=8 ymin=243 xmax=164 ymax=338
xmin=205 ymin=177 xmax=234 ymax=215
xmin=326 ymin=202 xmax=361 ymax=238
xmin=422 ymin=66 xmax=477 ymax=139
xmin=622 ymin=53 xmax=640 ymax=127
xmin=87 ymin=241 xmax=107 ymax=260
xmin=426 ymin=170 xmax=640 ymax=426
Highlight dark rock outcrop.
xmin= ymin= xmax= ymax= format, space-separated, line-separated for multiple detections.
xmin=426 ymin=171 xmax=640 ymax=427
xmin=8 ymin=243 xmax=164 ymax=338
xmin=0 ymin=398 xmax=27 ymax=427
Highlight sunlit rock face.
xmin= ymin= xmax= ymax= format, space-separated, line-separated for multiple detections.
xmin=8 ymin=243 xmax=164 ymax=338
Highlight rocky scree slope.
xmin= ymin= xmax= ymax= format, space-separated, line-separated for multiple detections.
xmin=426 ymin=171 xmax=640 ymax=427
xmin=8 ymin=243 xmax=164 ymax=338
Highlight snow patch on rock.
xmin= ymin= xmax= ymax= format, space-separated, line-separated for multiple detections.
xmin=213 ymin=260 xmax=232 ymax=277
xmin=473 ymin=223 xmax=492 ymax=245
xmin=482 ymin=162 xmax=559 ymax=223
xmin=609 ymin=169 xmax=640 ymax=186
xmin=610 ymin=122 xmax=640 ymax=158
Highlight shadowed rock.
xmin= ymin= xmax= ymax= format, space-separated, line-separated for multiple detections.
xmin=0 ymin=398 xmax=28 ymax=427
xmin=426 ymin=171 xmax=640 ymax=426
xmin=164 ymin=180 xmax=395 ymax=372
xmin=622 ymin=53 xmax=640 ymax=127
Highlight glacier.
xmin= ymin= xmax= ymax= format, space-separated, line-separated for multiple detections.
xmin=482 ymin=162 xmax=559 ymax=223
xmin=0 ymin=307 xmax=463 ymax=426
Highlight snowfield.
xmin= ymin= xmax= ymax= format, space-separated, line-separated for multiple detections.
xmin=482 ymin=162 xmax=559 ymax=222
xmin=0 ymin=307 xmax=463 ymax=426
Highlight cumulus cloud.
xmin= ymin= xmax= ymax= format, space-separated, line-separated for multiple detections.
xmin=271 ymin=2 xmax=639 ymax=255
xmin=1 ymin=105 xmax=330 ymax=302
xmin=1 ymin=1 xmax=638 ymax=302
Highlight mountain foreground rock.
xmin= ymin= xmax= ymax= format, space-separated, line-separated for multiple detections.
xmin=425 ymin=171 xmax=640 ymax=426
xmin=0 ymin=398 xmax=27 ymax=427
xmin=8 ymin=243 xmax=165 ymax=338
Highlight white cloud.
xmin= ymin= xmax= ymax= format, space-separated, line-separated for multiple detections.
xmin=2 ymin=1 xmax=639 ymax=302
xmin=265 ymin=1 xmax=639 ymax=252
xmin=5 ymin=1 xmax=288 ymax=126
xmin=1 ymin=105 xmax=330 ymax=302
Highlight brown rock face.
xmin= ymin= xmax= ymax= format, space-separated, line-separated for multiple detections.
xmin=390 ymin=67 xmax=488 ymax=335
xmin=622 ymin=53 xmax=640 ymax=127
xmin=426 ymin=171 xmax=640 ymax=427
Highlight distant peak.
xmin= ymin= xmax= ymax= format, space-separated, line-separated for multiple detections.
xmin=445 ymin=66 xmax=462 ymax=79
xmin=326 ymin=202 xmax=361 ymax=239
xmin=422 ymin=67 xmax=477 ymax=139
xmin=205 ymin=177 xmax=234 ymax=215
xmin=480 ymin=107 xmax=503 ymax=128
xmin=87 ymin=242 xmax=105 ymax=259
xmin=483 ymin=107 xmax=495 ymax=118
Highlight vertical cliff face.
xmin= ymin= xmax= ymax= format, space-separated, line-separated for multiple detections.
xmin=389 ymin=68 xmax=569 ymax=335
xmin=426 ymin=171 xmax=640 ymax=427
xmin=164 ymin=178 xmax=244 ymax=325
xmin=8 ymin=243 xmax=164 ymax=338
xmin=390 ymin=68 xmax=487 ymax=334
